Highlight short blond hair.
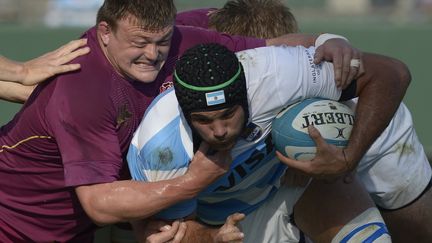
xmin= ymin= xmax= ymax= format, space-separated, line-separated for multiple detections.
xmin=209 ymin=0 xmax=298 ymax=38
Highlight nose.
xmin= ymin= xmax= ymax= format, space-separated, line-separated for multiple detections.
xmin=144 ymin=43 xmax=159 ymax=61
xmin=212 ymin=120 xmax=227 ymax=140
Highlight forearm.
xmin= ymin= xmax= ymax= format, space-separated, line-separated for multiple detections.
xmin=0 ymin=56 xmax=25 ymax=83
xmin=266 ymin=33 xmax=317 ymax=47
xmin=346 ymin=53 xmax=411 ymax=167
xmin=0 ymin=81 xmax=34 ymax=103
xmin=76 ymin=176 xmax=205 ymax=225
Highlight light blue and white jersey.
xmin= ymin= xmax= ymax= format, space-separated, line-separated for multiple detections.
xmin=127 ymin=45 xmax=341 ymax=224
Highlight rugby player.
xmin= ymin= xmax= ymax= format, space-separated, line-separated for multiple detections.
xmin=175 ymin=2 xmax=432 ymax=241
xmin=127 ymin=42 xmax=410 ymax=242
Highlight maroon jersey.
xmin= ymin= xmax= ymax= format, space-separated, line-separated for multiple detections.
xmin=0 ymin=26 xmax=264 ymax=242
xmin=175 ymin=8 xmax=216 ymax=29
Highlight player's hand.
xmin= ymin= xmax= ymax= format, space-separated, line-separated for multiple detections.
xmin=186 ymin=142 xmax=232 ymax=186
xmin=314 ymin=38 xmax=364 ymax=89
xmin=275 ymin=125 xmax=354 ymax=181
xmin=213 ymin=213 xmax=245 ymax=243
xmin=135 ymin=219 xmax=187 ymax=243
xmin=20 ymin=39 xmax=90 ymax=85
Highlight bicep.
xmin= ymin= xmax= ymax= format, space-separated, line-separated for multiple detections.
xmin=353 ymin=52 xmax=410 ymax=97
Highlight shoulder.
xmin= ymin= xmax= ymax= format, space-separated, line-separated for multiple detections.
xmin=129 ymin=89 xmax=193 ymax=181
xmin=176 ymin=8 xmax=215 ymax=28
xmin=237 ymin=45 xmax=317 ymax=79
xmin=53 ymin=33 xmax=115 ymax=98
xmin=133 ymin=88 xmax=192 ymax=154
xmin=45 ymin=37 xmax=118 ymax=122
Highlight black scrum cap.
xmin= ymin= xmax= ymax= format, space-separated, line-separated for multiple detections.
xmin=173 ymin=43 xmax=248 ymax=117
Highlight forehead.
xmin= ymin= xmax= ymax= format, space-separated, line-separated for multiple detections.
xmin=190 ymin=106 xmax=238 ymax=118
xmin=115 ymin=17 xmax=174 ymax=39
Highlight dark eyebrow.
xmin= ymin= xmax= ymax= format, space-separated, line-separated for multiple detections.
xmin=162 ymin=28 xmax=174 ymax=39
xmin=222 ymin=106 xmax=237 ymax=115
xmin=136 ymin=28 xmax=173 ymax=42
xmin=190 ymin=106 xmax=238 ymax=120
xmin=155 ymin=28 xmax=174 ymax=42
xmin=190 ymin=113 xmax=209 ymax=120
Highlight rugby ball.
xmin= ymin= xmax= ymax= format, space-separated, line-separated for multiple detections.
xmin=272 ymin=98 xmax=355 ymax=160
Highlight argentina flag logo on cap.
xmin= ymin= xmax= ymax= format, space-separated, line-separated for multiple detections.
xmin=205 ymin=90 xmax=226 ymax=106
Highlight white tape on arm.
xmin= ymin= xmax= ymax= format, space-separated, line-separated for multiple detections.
xmin=315 ymin=33 xmax=349 ymax=48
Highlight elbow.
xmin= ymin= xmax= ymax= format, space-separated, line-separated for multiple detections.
xmin=394 ymin=58 xmax=411 ymax=92
xmin=82 ymin=200 xmax=120 ymax=226
xmin=78 ymin=191 xmax=123 ymax=226
xmin=87 ymin=211 xmax=116 ymax=227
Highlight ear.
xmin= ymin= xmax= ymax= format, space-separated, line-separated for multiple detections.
xmin=97 ymin=21 xmax=111 ymax=46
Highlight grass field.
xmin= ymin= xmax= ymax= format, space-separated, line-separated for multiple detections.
xmin=1 ymin=21 xmax=431 ymax=155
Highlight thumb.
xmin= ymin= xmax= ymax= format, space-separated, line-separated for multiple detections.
xmin=308 ymin=126 xmax=326 ymax=148
xmin=226 ymin=213 xmax=246 ymax=226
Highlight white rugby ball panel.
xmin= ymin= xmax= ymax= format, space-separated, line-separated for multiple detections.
xmin=272 ymin=98 xmax=355 ymax=160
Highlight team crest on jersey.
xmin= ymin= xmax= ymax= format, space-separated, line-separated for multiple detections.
xmin=116 ymin=104 xmax=132 ymax=129
xmin=154 ymin=147 xmax=174 ymax=164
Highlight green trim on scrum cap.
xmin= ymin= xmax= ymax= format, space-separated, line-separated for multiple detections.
xmin=174 ymin=63 xmax=242 ymax=92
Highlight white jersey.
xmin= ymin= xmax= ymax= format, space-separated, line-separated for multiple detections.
xmin=345 ymin=99 xmax=431 ymax=209
xmin=127 ymin=45 xmax=341 ymax=224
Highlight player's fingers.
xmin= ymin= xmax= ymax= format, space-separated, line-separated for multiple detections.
xmin=345 ymin=67 xmax=357 ymax=89
xmin=276 ymin=151 xmax=312 ymax=174
xmin=313 ymin=45 xmax=325 ymax=64
xmin=345 ymin=56 xmax=361 ymax=89
xmin=226 ymin=213 xmax=246 ymax=226
xmin=339 ymin=50 xmax=352 ymax=89
xmin=346 ymin=48 xmax=365 ymax=87
xmin=354 ymin=56 xmax=366 ymax=80
xmin=331 ymin=51 xmax=343 ymax=86
xmin=148 ymin=221 xmax=179 ymax=243
xmin=57 ymin=46 xmax=90 ymax=64
xmin=50 ymin=63 xmax=82 ymax=75
xmin=171 ymin=222 xmax=187 ymax=243
xmin=159 ymin=220 xmax=180 ymax=232
xmin=307 ymin=126 xmax=327 ymax=149
xmin=146 ymin=230 xmax=176 ymax=243
xmin=220 ymin=232 xmax=244 ymax=243
xmin=159 ymin=224 xmax=171 ymax=232
xmin=55 ymin=39 xmax=89 ymax=56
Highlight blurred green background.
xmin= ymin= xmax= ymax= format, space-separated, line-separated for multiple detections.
xmin=1 ymin=0 xmax=431 ymax=157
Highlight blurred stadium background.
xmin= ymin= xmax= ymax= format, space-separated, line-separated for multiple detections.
xmin=0 ymin=0 xmax=431 ymax=241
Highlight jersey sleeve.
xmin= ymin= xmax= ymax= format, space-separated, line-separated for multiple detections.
xmin=44 ymin=70 xmax=123 ymax=187
xmin=239 ymin=45 xmax=342 ymax=126
xmin=127 ymin=89 xmax=196 ymax=219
